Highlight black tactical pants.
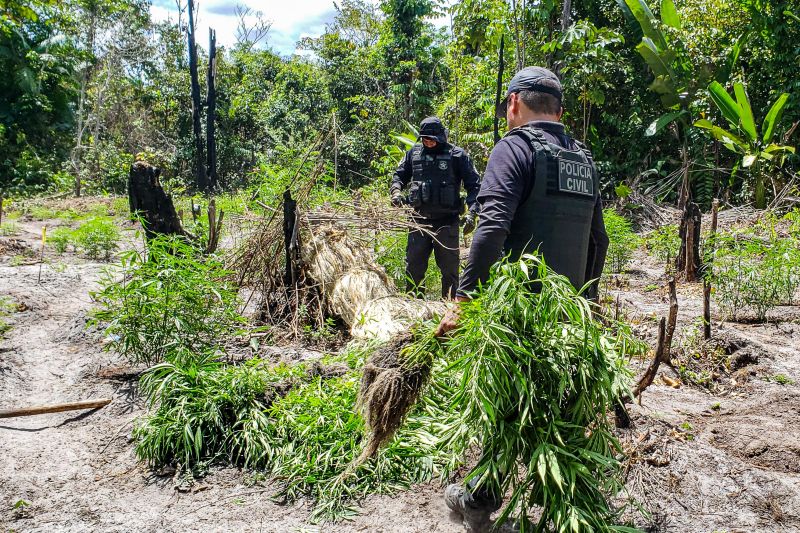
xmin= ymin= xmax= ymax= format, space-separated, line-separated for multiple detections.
xmin=406 ymin=219 xmax=459 ymax=299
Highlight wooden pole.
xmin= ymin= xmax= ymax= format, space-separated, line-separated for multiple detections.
xmin=663 ymin=277 xmax=678 ymax=364
xmin=703 ymin=199 xmax=719 ymax=339
xmin=0 ymin=398 xmax=111 ymax=419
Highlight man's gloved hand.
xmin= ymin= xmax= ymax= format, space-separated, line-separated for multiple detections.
xmin=461 ymin=207 xmax=479 ymax=235
xmin=391 ymin=190 xmax=404 ymax=207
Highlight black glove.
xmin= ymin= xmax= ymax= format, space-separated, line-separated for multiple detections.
xmin=461 ymin=207 xmax=479 ymax=235
xmin=391 ymin=190 xmax=404 ymax=207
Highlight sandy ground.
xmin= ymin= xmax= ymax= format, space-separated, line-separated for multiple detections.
xmin=1 ymin=211 xmax=799 ymax=532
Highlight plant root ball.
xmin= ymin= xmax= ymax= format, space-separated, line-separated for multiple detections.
xmin=356 ymin=334 xmax=431 ymax=462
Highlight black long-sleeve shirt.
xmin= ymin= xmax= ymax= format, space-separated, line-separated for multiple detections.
xmin=390 ymin=143 xmax=482 ymax=214
xmin=457 ymin=121 xmax=609 ymax=298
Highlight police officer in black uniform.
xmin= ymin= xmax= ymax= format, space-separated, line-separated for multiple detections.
xmin=437 ymin=67 xmax=609 ymax=531
xmin=390 ymin=117 xmax=482 ymax=299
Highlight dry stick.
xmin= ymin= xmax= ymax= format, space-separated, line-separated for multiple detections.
xmin=0 ymin=398 xmax=112 ymax=419
xmin=37 ymin=226 xmax=46 ymax=284
xmin=703 ymin=199 xmax=720 ymax=340
xmin=632 ymin=317 xmax=666 ymax=398
xmin=662 ymin=277 xmax=678 ymax=365
xmin=630 ymin=277 xmax=679 ymax=399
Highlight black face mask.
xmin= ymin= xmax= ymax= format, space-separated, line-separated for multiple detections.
xmin=422 ymin=141 xmax=446 ymax=153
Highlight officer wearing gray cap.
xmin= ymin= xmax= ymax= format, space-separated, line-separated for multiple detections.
xmin=390 ymin=116 xmax=482 ymax=299
xmin=437 ymin=67 xmax=609 ymax=531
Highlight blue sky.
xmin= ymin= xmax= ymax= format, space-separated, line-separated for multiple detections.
xmin=150 ymin=0 xmax=451 ymax=56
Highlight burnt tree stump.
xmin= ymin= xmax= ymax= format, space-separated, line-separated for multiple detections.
xmin=677 ymin=201 xmax=702 ymax=281
xmin=128 ymin=161 xmax=190 ymax=240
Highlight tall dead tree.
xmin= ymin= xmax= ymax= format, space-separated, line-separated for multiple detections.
xmin=493 ymin=35 xmax=505 ymax=146
xmin=187 ymin=0 xmax=207 ymax=192
xmin=206 ymin=28 xmax=218 ymax=192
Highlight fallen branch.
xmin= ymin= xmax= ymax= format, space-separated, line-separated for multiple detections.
xmin=0 ymin=398 xmax=112 ymax=419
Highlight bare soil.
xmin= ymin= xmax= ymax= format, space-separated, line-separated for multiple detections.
xmin=2 ymin=207 xmax=799 ymax=532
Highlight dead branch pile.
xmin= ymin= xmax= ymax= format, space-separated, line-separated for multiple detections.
xmin=232 ymin=187 xmax=445 ymax=341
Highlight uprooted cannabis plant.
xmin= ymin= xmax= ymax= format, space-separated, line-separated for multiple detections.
xmin=429 ymin=254 xmax=641 ymax=532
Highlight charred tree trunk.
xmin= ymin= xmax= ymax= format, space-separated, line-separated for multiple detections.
xmin=676 ymin=201 xmax=702 ymax=281
xmin=493 ymin=35 xmax=505 ymax=146
xmin=703 ymin=199 xmax=719 ymax=340
xmin=283 ymin=189 xmax=298 ymax=285
xmin=206 ymin=28 xmax=218 ymax=192
xmin=128 ymin=161 xmax=190 ymax=240
xmin=188 ymin=0 xmax=207 ymax=192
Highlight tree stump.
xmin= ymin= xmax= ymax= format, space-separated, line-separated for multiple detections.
xmin=128 ymin=161 xmax=189 ymax=240
xmin=676 ymin=201 xmax=702 ymax=281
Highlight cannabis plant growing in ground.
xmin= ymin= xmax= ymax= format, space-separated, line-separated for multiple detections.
xmin=604 ymin=209 xmax=641 ymax=274
xmin=708 ymin=228 xmax=800 ymax=321
xmin=645 ymin=224 xmax=680 ymax=271
xmin=92 ymin=235 xmax=245 ymax=365
xmin=438 ymin=254 xmax=641 ymax=532
xmin=72 ymin=217 xmax=120 ymax=260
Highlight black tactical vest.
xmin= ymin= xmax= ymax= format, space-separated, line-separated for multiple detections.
xmin=504 ymin=126 xmax=598 ymax=290
xmin=407 ymin=144 xmax=462 ymax=218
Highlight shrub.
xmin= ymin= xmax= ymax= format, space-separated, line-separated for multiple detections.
xmin=72 ymin=217 xmax=120 ymax=260
xmin=708 ymin=229 xmax=800 ymax=321
xmin=646 ymin=223 xmax=680 ymax=269
xmin=603 ymin=208 xmax=640 ymax=273
xmin=0 ymin=220 xmax=19 ymax=236
xmin=49 ymin=226 xmax=73 ymax=253
xmin=92 ymin=236 xmax=245 ymax=365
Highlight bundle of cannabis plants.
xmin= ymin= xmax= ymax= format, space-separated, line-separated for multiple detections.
xmin=434 ymin=254 xmax=638 ymax=531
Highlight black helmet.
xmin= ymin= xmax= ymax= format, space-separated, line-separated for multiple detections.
xmin=418 ymin=116 xmax=448 ymax=144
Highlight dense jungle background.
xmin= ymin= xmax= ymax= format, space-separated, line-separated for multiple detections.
xmin=2 ymin=0 xmax=798 ymax=208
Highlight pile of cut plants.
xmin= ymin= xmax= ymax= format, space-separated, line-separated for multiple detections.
xmin=94 ymin=224 xmax=643 ymax=529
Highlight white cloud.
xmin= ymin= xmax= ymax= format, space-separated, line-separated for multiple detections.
xmin=149 ymin=0 xmax=454 ymax=56
xmin=150 ymin=0 xmax=341 ymax=55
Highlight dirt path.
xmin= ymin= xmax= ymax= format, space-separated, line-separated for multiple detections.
xmin=1 ymin=215 xmax=799 ymax=532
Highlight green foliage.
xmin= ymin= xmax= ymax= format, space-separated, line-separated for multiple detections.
xmin=695 ymin=81 xmax=795 ymax=207
xmin=70 ymin=217 xmax=120 ymax=260
xmin=0 ymin=296 xmax=15 ymax=338
xmin=604 ymin=209 xmax=641 ymax=273
xmin=438 ymin=254 xmax=640 ymax=530
xmin=645 ymin=224 xmax=680 ymax=268
xmin=48 ymin=226 xmax=72 ymax=253
xmin=134 ymin=352 xmax=293 ymax=469
xmin=92 ymin=236 xmax=245 ymax=365
xmin=132 ymin=338 xmax=462 ymax=522
xmin=707 ymin=225 xmax=800 ymax=321
xmin=0 ymin=1 xmax=78 ymax=196
xmin=0 ymin=220 xmax=20 ymax=236
xmin=765 ymin=373 xmax=795 ymax=385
